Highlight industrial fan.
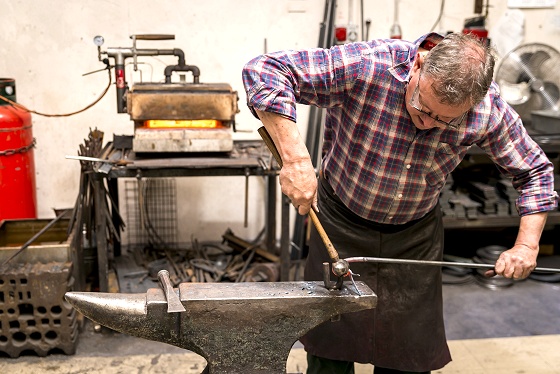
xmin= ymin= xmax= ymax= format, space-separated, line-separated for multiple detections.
xmin=495 ymin=43 xmax=560 ymax=133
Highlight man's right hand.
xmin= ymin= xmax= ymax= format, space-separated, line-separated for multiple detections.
xmin=280 ymin=157 xmax=317 ymax=215
xmin=255 ymin=109 xmax=318 ymax=215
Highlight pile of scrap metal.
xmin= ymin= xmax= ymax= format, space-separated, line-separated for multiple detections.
xmin=126 ymin=228 xmax=280 ymax=288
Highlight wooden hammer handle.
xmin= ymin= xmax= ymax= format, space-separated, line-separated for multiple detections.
xmin=258 ymin=126 xmax=340 ymax=263
xmin=308 ymin=209 xmax=340 ymax=262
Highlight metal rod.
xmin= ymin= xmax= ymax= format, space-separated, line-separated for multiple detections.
xmin=66 ymin=155 xmax=108 ymax=162
xmin=1 ymin=210 xmax=69 ymax=267
xmin=344 ymin=256 xmax=560 ymax=274
xmin=65 ymin=155 xmax=131 ymax=165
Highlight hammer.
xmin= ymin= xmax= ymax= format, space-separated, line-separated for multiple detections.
xmin=258 ymin=127 xmax=350 ymax=285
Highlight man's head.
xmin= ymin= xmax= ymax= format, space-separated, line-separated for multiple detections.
xmin=405 ymin=33 xmax=496 ymax=130
xmin=424 ymin=33 xmax=495 ymax=106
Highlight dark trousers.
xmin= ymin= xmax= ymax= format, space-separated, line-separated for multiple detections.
xmin=301 ymin=176 xmax=449 ymax=371
xmin=306 ymin=353 xmax=431 ymax=374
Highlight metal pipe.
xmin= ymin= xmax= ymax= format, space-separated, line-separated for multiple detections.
xmin=164 ymin=64 xmax=200 ymax=83
xmin=104 ymin=47 xmax=188 ymax=112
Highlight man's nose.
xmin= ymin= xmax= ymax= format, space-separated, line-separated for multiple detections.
xmin=419 ymin=112 xmax=439 ymax=128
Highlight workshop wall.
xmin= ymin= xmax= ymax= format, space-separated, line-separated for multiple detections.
xmin=1 ymin=0 xmax=559 ymax=244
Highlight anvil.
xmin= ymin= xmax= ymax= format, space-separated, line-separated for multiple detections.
xmin=65 ymin=281 xmax=376 ymax=374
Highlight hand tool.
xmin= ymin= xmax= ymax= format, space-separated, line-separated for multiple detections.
xmin=257 ymin=127 xmax=352 ymax=288
xmin=345 ymin=256 xmax=560 ymax=276
xmin=65 ymin=281 xmax=376 ymax=374
xmin=157 ymin=269 xmax=186 ymax=313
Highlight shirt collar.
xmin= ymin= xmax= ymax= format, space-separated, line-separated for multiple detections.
xmin=390 ymin=32 xmax=445 ymax=83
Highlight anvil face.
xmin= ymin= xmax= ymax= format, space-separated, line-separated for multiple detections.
xmin=65 ymin=281 xmax=377 ymax=374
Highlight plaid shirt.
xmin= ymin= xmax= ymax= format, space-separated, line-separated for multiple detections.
xmin=242 ymin=33 xmax=557 ymax=224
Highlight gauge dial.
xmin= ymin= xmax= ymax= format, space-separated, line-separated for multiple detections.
xmin=93 ymin=35 xmax=105 ymax=47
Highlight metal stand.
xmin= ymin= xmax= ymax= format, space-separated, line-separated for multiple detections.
xmin=91 ymin=140 xmax=289 ymax=292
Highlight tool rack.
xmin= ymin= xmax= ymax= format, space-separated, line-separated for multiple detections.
xmin=90 ymin=139 xmax=290 ymax=293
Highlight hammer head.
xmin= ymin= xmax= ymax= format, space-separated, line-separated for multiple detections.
xmin=332 ymin=259 xmax=350 ymax=277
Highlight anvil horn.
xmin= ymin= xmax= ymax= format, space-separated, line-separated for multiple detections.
xmin=65 ymin=281 xmax=376 ymax=374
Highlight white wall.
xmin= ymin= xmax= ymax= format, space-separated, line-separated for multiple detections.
xmin=1 ymin=0 xmax=559 ymax=244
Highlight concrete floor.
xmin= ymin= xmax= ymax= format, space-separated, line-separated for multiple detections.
xmin=0 ymin=279 xmax=559 ymax=373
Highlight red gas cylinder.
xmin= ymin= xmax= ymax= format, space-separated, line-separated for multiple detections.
xmin=0 ymin=78 xmax=37 ymax=222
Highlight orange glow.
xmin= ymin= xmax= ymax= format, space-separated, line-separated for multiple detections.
xmin=145 ymin=120 xmax=224 ymax=129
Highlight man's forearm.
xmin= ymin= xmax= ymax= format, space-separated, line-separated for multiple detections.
xmin=255 ymin=110 xmax=310 ymax=165
xmin=495 ymin=211 xmax=548 ymax=279
xmin=516 ymin=211 xmax=548 ymax=251
xmin=255 ymin=109 xmax=318 ymax=215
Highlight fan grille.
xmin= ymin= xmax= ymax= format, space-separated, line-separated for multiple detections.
xmin=496 ymin=43 xmax=560 ymax=124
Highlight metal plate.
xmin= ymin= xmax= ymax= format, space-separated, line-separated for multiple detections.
xmin=132 ymin=127 xmax=233 ymax=153
xmin=127 ymin=83 xmax=239 ymax=122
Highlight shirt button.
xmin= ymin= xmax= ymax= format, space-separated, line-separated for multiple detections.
xmin=406 ymin=164 xmax=411 ymax=169
xmin=388 ymin=216 xmax=393 ymax=220
xmin=398 ymin=194 xmax=403 ymax=198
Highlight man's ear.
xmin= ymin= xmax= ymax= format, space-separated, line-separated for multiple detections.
xmin=413 ymin=51 xmax=428 ymax=72
xmin=412 ymin=52 xmax=423 ymax=73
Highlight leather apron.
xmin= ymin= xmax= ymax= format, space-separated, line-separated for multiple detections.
xmin=300 ymin=176 xmax=452 ymax=371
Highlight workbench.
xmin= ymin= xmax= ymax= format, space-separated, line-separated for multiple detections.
xmin=91 ymin=139 xmax=290 ymax=293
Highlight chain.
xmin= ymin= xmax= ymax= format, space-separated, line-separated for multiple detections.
xmin=0 ymin=125 xmax=32 ymax=133
xmin=0 ymin=138 xmax=36 ymax=156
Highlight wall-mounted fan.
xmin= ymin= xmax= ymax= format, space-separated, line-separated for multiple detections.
xmin=495 ymin=43 xmax=560 ymax=132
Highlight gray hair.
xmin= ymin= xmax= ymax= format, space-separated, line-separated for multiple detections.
xmin=422 ymin=33 xmax=496 ymax=107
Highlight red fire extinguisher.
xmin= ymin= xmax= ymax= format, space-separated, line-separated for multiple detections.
xmin=0 ymin=78 xmax=37 ymax=222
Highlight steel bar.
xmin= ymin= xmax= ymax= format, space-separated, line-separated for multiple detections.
xmin=345 ymin=256 xmax=560 ymax=274
xmin=1 ymin=210 xmax=70 ymax=267
xmin=93 ymin=176 xmax=109 ymax=293
xmin=65 ymin=154 xmax=132 ymax=165
xmin=65 ymin=281 xmax=376 ymax=374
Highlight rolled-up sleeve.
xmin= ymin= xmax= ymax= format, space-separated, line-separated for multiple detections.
xmin=242 ymin=54 xmax=298 ymax=121
xmin=479 ymin=93 xmax=558 ymax=216
xmin=242 ymin=45 xmax=364 ymax=123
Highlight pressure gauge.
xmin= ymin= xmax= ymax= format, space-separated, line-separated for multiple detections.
xmin=93 ymin=35 xmax=105 ymax=47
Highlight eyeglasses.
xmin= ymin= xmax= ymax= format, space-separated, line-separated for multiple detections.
xmin=410 ymin=73 xmax=467 ymax=128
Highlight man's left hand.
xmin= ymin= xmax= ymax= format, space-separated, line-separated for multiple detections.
xmin=490 ymin=244 xmax=538 ymax=279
